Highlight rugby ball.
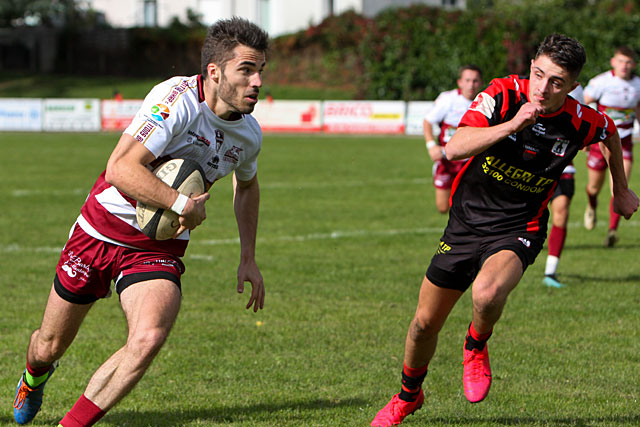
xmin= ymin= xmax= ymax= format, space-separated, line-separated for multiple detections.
xmin=136 ymin=159 xmax=206 ymax=240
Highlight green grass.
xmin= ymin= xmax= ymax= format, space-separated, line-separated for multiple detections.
xmin=0 ymin=132 xmax=638 ymax=426
xmin=0 ymin=73 xmax=355 ymax=100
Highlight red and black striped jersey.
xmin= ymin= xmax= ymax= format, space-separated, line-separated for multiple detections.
xmin=451 ymin=75 xmax=617 ymax=236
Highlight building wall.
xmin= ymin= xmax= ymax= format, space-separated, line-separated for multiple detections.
xmin=84 ymin=0 xmax=462 ymax=36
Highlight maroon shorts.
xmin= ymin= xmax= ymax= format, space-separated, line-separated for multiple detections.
xmin=586 ymin=135 xmax=633 ymax=171
xmin=54 ymin=224 xmax=185 ymax=304
xmin=433 ymin=159 xmax=466 ymax=190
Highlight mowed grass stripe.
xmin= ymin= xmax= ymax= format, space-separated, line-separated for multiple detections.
xmin=0 ymin=131 xmax=638 ymax=426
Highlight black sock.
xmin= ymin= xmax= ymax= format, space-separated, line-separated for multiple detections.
xmin=398 ymin=369 xmax=427 ymax=402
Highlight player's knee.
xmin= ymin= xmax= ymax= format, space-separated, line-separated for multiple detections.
xmin=127 ymin=328 xmax=169 ymax=361
xmin=472 ymin=281 xmax=508 ymax=312
xmin=32 ymin=331 xmax=67 ymax=362
xmin=409 ymin=315 xmax=441 ymax=341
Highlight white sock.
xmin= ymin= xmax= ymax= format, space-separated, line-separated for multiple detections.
xmin=545 ymin=255 xmax=559 ymax=276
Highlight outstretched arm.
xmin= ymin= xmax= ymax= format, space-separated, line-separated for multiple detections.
xmin=233 ymin=173 xmax=264 ymax=312
xmin=599 ymin=132 xmax=639 ymax=219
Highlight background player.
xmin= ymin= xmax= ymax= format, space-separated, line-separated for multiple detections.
xmin=583 ymin=46 xmax=640 ymax=246
xmin=423 ymin=65 xmax=483 ymax=213
xmin=371 ymin=34 xmax=638 ymax=427
xmin=543 ymin=84 xmax=584 ymax=288
xmin=12 ymin=18 xmax=268 ymax=426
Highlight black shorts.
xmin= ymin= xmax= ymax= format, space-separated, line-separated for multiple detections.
xmin=426 ymin=220 xmax=545 ymax=292
xmin=550 ymin=173 xmax=575 ymax=202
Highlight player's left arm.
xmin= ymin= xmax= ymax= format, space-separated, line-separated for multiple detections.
xmin=634 ymin=101 xmax=640 ymax=127
xmin=600 ymin=132 xmax=639 ymax=219
xmin=233 ymin=173 xmax=264 ymax=312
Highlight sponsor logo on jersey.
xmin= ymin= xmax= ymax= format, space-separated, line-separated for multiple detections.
xmin=469 ymin=92 xmax=495 ymax=119
xmin=532 ymin=123 xmax=546 ymax=136
xmin=164 ymin=80 xmax=190 ymax=105
xmin=134 ymin=121 xmax=157 ymax=143
xmin=436 ymin=241 xmax=452 ymax=255
xmin=551 ymin=138 xmax=569 ymax=156
xmin=518 ymin=237 xmax=531 ymax=247
xmin=150 ymin=103 xmax=170 ymax=122
xmin=215 ymin=129 xmax=224 ymax=152
xmin=481 ymin=156 xmax=554 ymax=193
xmin=187 ymin=130 xmax=211 ymax=147
xmin=523 ymin=144 xmax=538 ymax=161
xmin=207 ymin=155 xmax=220 ymax=170
xmin=223 ymin=146 xmax=243 ymax=164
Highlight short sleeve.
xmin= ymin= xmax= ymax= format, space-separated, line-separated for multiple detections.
xmin=124 ymin=82 xmax=190 ymax=158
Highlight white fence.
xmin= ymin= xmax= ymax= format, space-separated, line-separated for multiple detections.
xmin=3 ymin=98 xmax=638 ymax=137
xmin=0 ymin=98 xmax=436 ymax=135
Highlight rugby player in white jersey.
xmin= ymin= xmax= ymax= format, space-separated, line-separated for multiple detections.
xmin=13 ymin=17 xmax=268 ymax=426
xmin=583 ymin=46 xmax=640 ymax=246
xmin=542 ymin=84 xmax=584 ymax=288
xmin=423 ymin=65 xmax=483 ymax=213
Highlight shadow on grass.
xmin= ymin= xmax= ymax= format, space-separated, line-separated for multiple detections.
xmin=427 ymin=414 xmax=640 ymax=425
xmin=562 ymin=272 xmax=640 ymax=283
xmin=37 ymin=397 xmax=367 ymax=426
xmin=566 ymin=242 xmax=640 ymax=251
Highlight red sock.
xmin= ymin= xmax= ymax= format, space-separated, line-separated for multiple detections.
xmin=26 ymin=360 xmax=51 ymax=378
xmin=468 ymin=322 xmax=492 ymax=341
xmin=588 ymin=192 xmax=598 ymax=209
xmin=547 ymin=225 xmax=567 ymax=258
xmin=609 ymin=198 xmax=620 ymax=230
xmin=399 ymin=362 xmax=428 ymax=402
xmin=59 ymin=395 xmax=105 ymax=427
xmin=403 ymin=362 xmax=428 ymax=379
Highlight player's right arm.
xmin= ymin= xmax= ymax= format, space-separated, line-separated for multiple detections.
xmin=105 ymin=133 xmax=209 ymax=230
xmin=423 ymin=119 xmax=443 ymax=161
xmin=446 ymin=102 xmax=543 ymax=161
xmin=599 ymin=132 xmax=639 ymax=219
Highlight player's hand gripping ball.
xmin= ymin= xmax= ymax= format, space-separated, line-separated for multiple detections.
xmin=136 ymin=159 xmax=206 ymax=240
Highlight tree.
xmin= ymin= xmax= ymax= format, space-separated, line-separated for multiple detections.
xmin=0 ymin=0 xmax=91 ymax=28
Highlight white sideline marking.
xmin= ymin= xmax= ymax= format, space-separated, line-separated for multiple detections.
xmin=1 ymin=221 xmax=637 ymax=255
xmin=11 ymin=188 xmax=88 ymax=197
xmin=9 ymin=178 xmax=430 ymax=197
xmin=197 ymin=227 xmax=444 ymax=246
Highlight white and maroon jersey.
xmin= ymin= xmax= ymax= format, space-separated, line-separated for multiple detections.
xmin=584 ymin=70 xmax=640 ymax=138
xmin=568 ymin=84 xmax=585 ymax=104
xmin=79 ymin=74 xmax=262 ymax=257
xmin=425 ymin=89 xmax=473 ymax=145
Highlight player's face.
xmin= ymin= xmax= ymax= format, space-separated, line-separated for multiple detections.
xmin=457 ymin=70 xmax=483 ymax=100
xmin=216 ymin=45 xmax=266 ymax=119
xmin=529 ymin=55 xmax=577 ymax=114
xmin=610 ymin=53 xmax=635 ymax=80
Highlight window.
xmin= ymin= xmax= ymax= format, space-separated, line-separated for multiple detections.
xmin=143 ymin=0 xmax=157 ymax=27
xmin=257 ymin=0 xmax=270 ymax=32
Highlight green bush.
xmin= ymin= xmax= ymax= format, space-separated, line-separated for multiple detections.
xmin=267 ymin=1 xmax=640 ymax=100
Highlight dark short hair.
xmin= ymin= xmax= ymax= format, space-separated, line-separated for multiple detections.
xmin=201 ymin=17 xmax=269 ymax=78
xmin=458 ymin=64 xmax=483 ymax=80
xmin=535 ymin=33 xmax=586 ymax=79
xmin=614 ymin=45 xmax=637 ymax=62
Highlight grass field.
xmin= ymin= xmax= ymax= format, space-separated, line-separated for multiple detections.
xmin=0 ymin=132 xmax=638 ymax=426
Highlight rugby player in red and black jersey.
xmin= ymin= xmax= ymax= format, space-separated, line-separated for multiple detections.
xmin=371 ymin=33 xmax=639 ymax=427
